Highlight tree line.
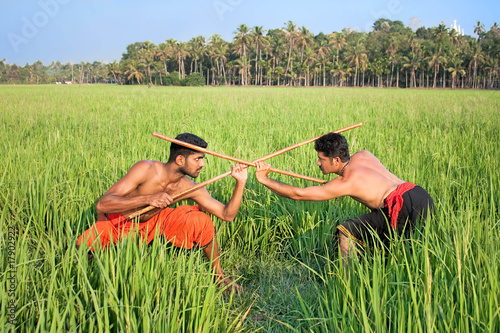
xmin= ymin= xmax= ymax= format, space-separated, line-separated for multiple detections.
xmin=1 ymin=19 xmax=499 ymax=89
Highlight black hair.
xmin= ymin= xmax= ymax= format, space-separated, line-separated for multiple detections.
xmin=168 ymin=133 xmax=208 ymax=162
xmin=314 ymin=132 xmax=350 ymax=162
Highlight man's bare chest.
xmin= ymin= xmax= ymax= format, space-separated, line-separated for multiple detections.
xmin=132 ymin=178 xmax=190 ymax=197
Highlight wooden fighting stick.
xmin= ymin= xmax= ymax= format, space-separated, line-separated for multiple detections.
xmin=126 ymin=122 xmax=362 ymax=220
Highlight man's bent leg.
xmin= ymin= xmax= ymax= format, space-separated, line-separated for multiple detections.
xmin=202 ymin=239 xmax=242 ymax=293
xmin=336 ymin=211 xmax=386 ymax=267
xmin=154 ymin=205 xmax=242 ymax=292
xmin=339 ymin=232 xmax=358 ymax=268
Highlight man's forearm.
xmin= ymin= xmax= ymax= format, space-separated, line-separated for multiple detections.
xmin=221 ymin=180 xmax=246 ymax=221
xmin=96 ymin=194 xmax=152 ymax=214
xmin=258 ymin=177 xmax=300 ymax=200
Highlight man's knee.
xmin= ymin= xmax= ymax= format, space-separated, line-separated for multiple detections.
xmin=189 ymin=211 xmax=215 ymax=248
xmin=339 ymin=232 xmax=353 ymax=248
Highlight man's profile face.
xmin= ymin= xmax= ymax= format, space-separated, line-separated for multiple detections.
xmin=181 ymin=152 xmax=205 ymax=178
xmin=317 ymin=151 xmax=334 ymax=175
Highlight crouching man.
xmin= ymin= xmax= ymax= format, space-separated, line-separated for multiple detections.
xmin=77 ymin=133 xmax=247 ymax=292
xmin=255 ymin=132 xmax=434 ymax=266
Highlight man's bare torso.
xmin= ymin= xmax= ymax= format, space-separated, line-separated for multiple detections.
xmin=339 ymin=151 xmax=404 ymax=209
xmin=121 ymin=161 xmax=199 ymax=221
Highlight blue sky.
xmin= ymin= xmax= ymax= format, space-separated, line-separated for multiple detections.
xmin=1 ymin=0 xmax=498 ymax=65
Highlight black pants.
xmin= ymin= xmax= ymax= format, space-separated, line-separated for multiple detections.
xmin=336 ymin=186 xmax=434 ymax=248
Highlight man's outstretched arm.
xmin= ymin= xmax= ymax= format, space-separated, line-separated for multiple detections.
xmin=190 ymin=164 xmax=248 ymax=222
xmin=255 ymin=161 xmax=346 ymax=201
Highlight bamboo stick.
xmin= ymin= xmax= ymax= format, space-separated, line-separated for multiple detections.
xmin=152 ymin=132 xmax=326 ymax=183
xmin=126 ymin=122 xmax=362 ymax=220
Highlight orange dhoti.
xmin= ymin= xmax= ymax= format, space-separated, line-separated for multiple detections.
xmin=76 ymin=205 xmax=215 ymax=251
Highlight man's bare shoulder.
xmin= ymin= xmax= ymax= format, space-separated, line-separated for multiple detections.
xmin=179 ymin=174 xmax=197 ymax=186
xmin=174 ymin=176 xmax=211 ymax=203
xmin=350 ymin=151 xmax=385 ymax=169
xmin=130 ymin=159 xmax=155 ymax=168
xmin=343 ymin=151 xmax=382 ymax=180
xmin=129 ymin=160 xmax=161 ymax=173
xmin=123 ymin=160 xmax=160 ymax=183
xmin=352 ymin=150 xmax=377 ymax=161
xmin=350 ymin=150 xmax=404 ymax=186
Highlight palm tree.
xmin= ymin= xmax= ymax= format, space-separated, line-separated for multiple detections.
xmin=282 ymin=21 xmax=299 ymax=79
xmin=295 ymin=26 xmax=314 ymax=86
xmin=153 ymin=62 xmax=164 ymax=85
xmin=233 ymin=24 xmax=252 ymax=85
xmin=234 ymin=56 xmax=250 ymax=85
xmin=474 ymin=21 xmax=485 ymax=40
xmin=226 ymin=60 xmax=236 ymax=85
xmin=433 ymin=23 xmax=450 ymax=64
xmin=107 ymin=60 xmax=121 ymax=84
xmin=257 ymin=58 xmax=268 ymax=85
xmin=143 ymin=41 xmax=157 ymax=83
xmin=296 ymin=26 xmax=314 ymax=64
xmin=329 ymin=32 xmax=346 ymax=65
xmin=208 ymin=34 xmax=229 ymax=85
xmin=269 ymin=31 xmax=287 ymax=78
xmin=347 ymin=41 xmax=367 ymax=87
xmin=302 ymin=47 xmax=315 ymax=86
xmin=448 ymin=28 xmax=462 ymax=49
xmin=125 ymin=60 xmax=144 ymax=84
xmin=187 ymin=37 xmax=199 ymax=74
xmin=274 ymin=66 xmax=284 ymax=86
xmin=332 ymin=61 xmax=352 ymax=87
xmin=386 ymin=35 xmax=399 ymax=87
xmin=402 ymin=51 xmax=421 ymax=88
xmin=468 ymin=40 xmax=484 ymax=88
xmin=484 ymin=56 xmax=499 ymax=89
xmin=233 ymin=24 xmax=251 ymax=57
xmin=360 ymin=54 xmax=370 ymax=87
xmin=250 ymin=26 xmax=269 ymax=85
xmin=440 ymin=54 xmax=450 ymax=88
xmin=174 ymin=42 xmax=190 ymax=79
xmin=188 ymin=35 xmax=206 ymax=74
xmin=265 ymin=66 xmax=274 ymax=86
xmin=370 ymin=59 xmax=385 ymax=87
xmin=315 ymin=38 xmax=331 ymax=86
xmin=207 ymin=35 xmax=219 ymax=84
xmin=157 ymin=40 xmax=174 ymax=78
xmin=138 ymin=46 xmax=156 ymax=84
xmin=447 ymin=52 xmax=466 ymax=88
xmin=427 ymin=49 xmax=443 ymax=88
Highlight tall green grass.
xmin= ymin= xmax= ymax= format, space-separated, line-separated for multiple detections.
xmin=1 ymin=85 xmax=498 ymax=331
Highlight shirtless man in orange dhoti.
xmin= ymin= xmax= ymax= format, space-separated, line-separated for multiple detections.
xmin=255 ymin=132 xmax=434 ymax=266
xmin=76 ymin=133 xmax=247 ymax=292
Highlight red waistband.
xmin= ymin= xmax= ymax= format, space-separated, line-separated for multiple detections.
xmin=384 ymin=182 xmax=416 ymax=229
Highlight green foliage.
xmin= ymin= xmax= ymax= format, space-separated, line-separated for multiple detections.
xmin=181 ymin=72 xmax=206 ymax=86
xmin=0 ymin=86 xmax=499 ymax=331
xmin=164 ymin=71 xmax=181 ymax=86
xmin=163 ymin=72 xmax=206 ymax=86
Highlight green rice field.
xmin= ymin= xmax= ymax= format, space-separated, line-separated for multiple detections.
xmin=1 ymin=85 xmax=499 ymax=332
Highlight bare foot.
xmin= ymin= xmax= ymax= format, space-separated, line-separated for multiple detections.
xmin=218 ymin=277 xmax=245 ymax=295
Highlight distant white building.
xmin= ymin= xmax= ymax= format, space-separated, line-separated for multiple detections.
xmin=451 ymin=20 xmax=465 ymax=36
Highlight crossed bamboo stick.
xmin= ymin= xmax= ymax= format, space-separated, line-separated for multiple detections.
xmin=127 ymin=122 xmax=362 ymax=220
